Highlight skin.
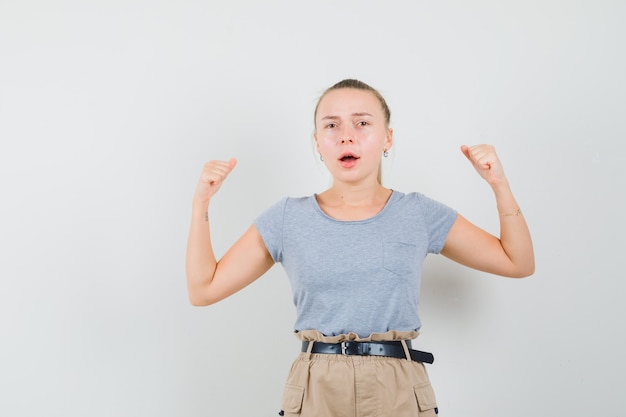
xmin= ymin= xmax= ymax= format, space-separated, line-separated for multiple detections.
xmin=313 ymin=88 xmax=394 ymax=221
xmin=185 ymin=88 xmax=535 ymax=306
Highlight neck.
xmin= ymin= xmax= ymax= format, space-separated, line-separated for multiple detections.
xmin=324 ymin=181 xmax=389 ymax=206
xmin=316 ymin=181 xmax=393 ymax=221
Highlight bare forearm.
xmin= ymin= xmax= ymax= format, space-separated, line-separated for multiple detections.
xmin=447 ymin=145 xmax=535 ymax=278
xmin=185 ymin=158 xmax=238 ymax=304
xmin=185 ymin=200 xmax=217 ymax=302
xmin=492 ymin=181 xmax=535 ymax=277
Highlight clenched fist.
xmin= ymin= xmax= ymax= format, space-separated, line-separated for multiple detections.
xmin=193 ymin=158 xmax=237 ymax=203
xmin=460 ymin=145 xmax=508 ymax=187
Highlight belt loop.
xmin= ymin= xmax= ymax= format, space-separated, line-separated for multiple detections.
xmin=303 ymin=340 xmax=314 ymax=361
xmin=400 ymin=340 xmax=411 ymax=361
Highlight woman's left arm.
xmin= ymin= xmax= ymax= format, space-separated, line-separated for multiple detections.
xmin=441 ymin=144 xmax=535 ymax=278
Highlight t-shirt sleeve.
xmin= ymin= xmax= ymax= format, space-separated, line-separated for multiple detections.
xmin=417 ymin=193 xmax=458 ymax=254
xmin=253 ymin=197 xmax=287 ymax=263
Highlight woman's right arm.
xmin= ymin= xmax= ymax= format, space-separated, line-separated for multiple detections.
xmin=185 ymin=159 xmax=275 ymax=306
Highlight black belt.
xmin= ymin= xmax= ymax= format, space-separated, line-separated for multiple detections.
xmin=301 ymin=341 xmax=434 ymax=364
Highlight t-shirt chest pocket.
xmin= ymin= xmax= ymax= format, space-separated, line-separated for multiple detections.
xmin=382 ymin=241 xmax=418 ymax=276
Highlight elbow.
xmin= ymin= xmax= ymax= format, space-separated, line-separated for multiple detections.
xmin=188 ymin=295 xmax=210 ymax=307
xmin=187 ymin=284 xmax=215 ymax=307
xmin=186 ymin=272 xmax=217 ymax=306
xmin=188 ymin=291 xmax=219 ymax=307
xmin=511 ymin=261 xmax=535 ymax=279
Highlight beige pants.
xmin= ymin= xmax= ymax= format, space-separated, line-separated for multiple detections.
xmin=280 ymin=330 xmax=438 ymax=417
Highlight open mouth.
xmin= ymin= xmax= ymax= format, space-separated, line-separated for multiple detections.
xmin=339 ymin=153 xmax=360 ymax=162
xmin=338 ymin=152 xmax=360 ymax=167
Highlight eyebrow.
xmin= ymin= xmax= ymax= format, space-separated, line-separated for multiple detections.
xmin=320 ymin=112 xmax=374 ymax=121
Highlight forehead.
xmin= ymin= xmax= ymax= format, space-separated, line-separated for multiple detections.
xmin=316 ymin=88 xmax=383 ymax=118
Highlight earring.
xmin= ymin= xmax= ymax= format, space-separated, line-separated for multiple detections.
xmin=383 ymin=149 xmax=389 ymax=158
xmin=320 ymin=155 xmax=324 ymax=162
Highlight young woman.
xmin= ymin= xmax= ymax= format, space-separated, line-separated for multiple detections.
xmin=186 ymin=79 xmax=534 ymax=416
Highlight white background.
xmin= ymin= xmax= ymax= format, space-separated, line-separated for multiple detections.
xmin=1 ymin=1 xmax=624 ymax=416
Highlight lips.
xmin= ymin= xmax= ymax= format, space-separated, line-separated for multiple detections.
xmin=339 ymin=152 xmax=359 ymax=161
xmin=338 ymin=152 xmax=360 ymax=168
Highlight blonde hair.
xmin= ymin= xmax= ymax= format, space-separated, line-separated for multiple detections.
xmin=314 ymin=79 xmax=391 ymax=127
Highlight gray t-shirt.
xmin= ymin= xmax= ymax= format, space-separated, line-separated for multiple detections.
xmin=254 ymin=190 xmax=457 ymax=338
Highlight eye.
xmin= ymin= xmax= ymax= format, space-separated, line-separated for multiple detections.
xmin=326 ymin=123 xmax=337 ymax=129
xmin=357 ymin=121 xmax=368 ymax=126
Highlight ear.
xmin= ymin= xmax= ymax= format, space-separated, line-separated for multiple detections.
xmin=314 ymin=132 xmax=320 ymax=153
xmin=384 ymin=128 xmax=393 ymax=151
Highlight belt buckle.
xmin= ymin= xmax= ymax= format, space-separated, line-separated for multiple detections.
xmin=341 ymin=341 xmax=370 ymax=355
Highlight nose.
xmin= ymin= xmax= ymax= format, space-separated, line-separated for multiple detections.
xmin=338 ymin=125 xmax=355 ymax=143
